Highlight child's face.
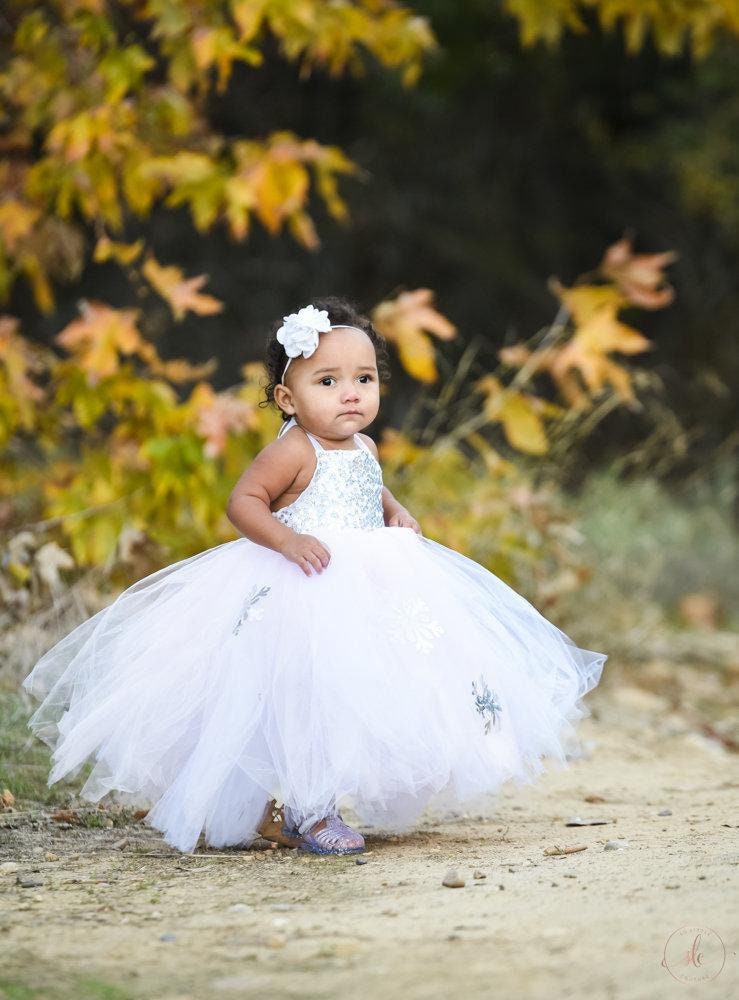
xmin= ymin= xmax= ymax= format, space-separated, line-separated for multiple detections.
xmin=275 ymin=327 xmax=380 ymax=441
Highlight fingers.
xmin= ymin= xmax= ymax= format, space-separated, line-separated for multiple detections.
xmin=299 ymin=538 xmax=331 ymax=576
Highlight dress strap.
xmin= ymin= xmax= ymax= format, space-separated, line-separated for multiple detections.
xmin=275 ymin=415 xmax=323 ymax=453
xmin=352 ymin=434 xmax=373 ymax=455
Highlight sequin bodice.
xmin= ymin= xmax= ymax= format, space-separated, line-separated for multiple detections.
xmin=271 ymin=421 xmax=385 ymax=533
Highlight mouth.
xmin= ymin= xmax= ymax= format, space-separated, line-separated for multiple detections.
xmin=339 ymin=411 xmax=362 ymax=417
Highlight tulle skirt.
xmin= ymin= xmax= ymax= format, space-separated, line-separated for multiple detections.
xmin=23 ymin=527 xmax=607 ymax=852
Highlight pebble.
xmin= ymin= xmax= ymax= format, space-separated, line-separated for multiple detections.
xmin=604 ymin=839 xmax=630 ymax=850
xmin=44 ymin=853 xmax=59 ymax=862
xmin=355 ymin=857 xmax=368 ymax=865
xmin=658 ymin=809 xmax=673 ymax=816
xmin=16 ymin=876 xmax=43 ymax=889
xmin=228 ymin=903 xmax=251 ymax=913
xmin=270 ymin=903 xmax=294 ymax=911
xmin=112 ymin=838 xmax=129 ymax=851
xmin=472 ymin=870 xmax=487 ymax=880
xmin=442 ymin=870 xmax=465 ymax=888
xmin=262 ymin=933 xmax=287 ymax=949
xmin=0 ymin=862 xmax=19 ymax=875
xmin=159 ymin=933 xmax=177 ymax=942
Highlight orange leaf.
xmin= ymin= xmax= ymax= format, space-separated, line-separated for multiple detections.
xmin=194 ymin=393 xmax=258 ymax=458
xmin=599 ymin=234 xmax=677 ymax=309
xmin=142 ymin=256 xmax=223 ymax=321
xmin=55 ymin=300 xmax=144 ymax=383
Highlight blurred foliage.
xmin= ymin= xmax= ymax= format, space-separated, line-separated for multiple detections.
xmin=505 ymin=0 xmax=739 ymax=56
xmin=0 ymin=236 xmax=675 ymax=623
xmin=555 ymin=452 xmax=739 ymax=659
xmin=0 ymin=0 xmax=718 ymax=625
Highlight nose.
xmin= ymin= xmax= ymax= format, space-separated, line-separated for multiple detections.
xmin=341 ymin=382 xmax=360 ymax=402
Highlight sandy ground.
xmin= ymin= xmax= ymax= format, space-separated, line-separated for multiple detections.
xmin=1 ymin=664 xmax=737 ymax=1000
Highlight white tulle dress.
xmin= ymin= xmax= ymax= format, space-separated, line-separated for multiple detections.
xmin=23 ymin=415 xmax=606 ymax=852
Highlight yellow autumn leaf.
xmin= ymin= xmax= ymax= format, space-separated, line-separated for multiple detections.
xmin=549 ymin=279 xmax=627 ymax=325
xmin=476 ymin=375 xmax=550 ymax=454
xmin=93 ymin=236 xmax=145 ymax=266
xmin=372 ymin=288 xmax=457 ymax=383
xmin=497 ymin=392 xmax=549 ymax=455
xmin=0 ymin=199 xmax=40 ymax=251
xmin=575 ymin=309 xmax=653 ymax=355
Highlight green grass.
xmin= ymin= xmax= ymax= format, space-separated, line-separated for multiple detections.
xmin=0 ymin=979 xmax=136 ymax=1000
xmin=0 ymin=690 xmax=79 ymax=806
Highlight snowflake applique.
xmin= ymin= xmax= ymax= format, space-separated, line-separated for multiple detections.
xmin=233 ymin=584 xmax=271 ymax=635
xmin=386 ymin=595 xmax=445 ymax=653
xmin=471 ymin=674 xmax=503 ymax=734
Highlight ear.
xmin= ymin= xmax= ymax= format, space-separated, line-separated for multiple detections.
xmin=273 ymin=383 xmax=295 ymax=415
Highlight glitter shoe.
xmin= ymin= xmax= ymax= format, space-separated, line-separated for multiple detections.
xmin=296 ymin=814 xmax=365 ymax=855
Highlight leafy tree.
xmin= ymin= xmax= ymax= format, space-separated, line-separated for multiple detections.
xmin=0 ymin=1 xmax=684 ymax=614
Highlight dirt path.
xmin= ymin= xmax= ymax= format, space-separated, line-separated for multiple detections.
xmin=1 ymin=664 xmax=737 ymax=1000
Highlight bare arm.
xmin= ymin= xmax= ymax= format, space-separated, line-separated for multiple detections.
xmin=226 ymin=435 xmax=331 ymax=575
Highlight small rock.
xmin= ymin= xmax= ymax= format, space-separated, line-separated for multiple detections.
xmin=270 ymin=903 xmax=294 ymax=911
xmin=103 ymin=818 xmax=114 ymax=828
xmin=442 ymin=870 xmax=465 ymax=888
xmin=657 ymin=809 xmax=672 ymax=817
xmin=112 ymin=838 xmax=128 ymax=851
xmin=271 ymin=917 xmax=289 ymax=928
xmin=0 ymin=862 xmax=19 ymax=875
xmin=355 ymin=857 xmax=368 ymax=865
xmin=159 ymin=932 xmax=177 ymax=942
xmin=229 ymin=903 xmax=251 ymax=912
xmin=472 ymin=870 xmax=487 ymax=880
xmin=565 ymin=816 xmax=610 ymax=826
xmin=17 ymin=876 xmax=43 ymax=889
xmin=44 ymin=853 xmax=59 ymax=863
xmin=604 ymin=839 xmax=630 ymax=851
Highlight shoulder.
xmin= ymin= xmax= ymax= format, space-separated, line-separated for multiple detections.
xmin=230 ymin=425 xmax=314 ymax=495
xmin=249 ymin=426 xmax=318 ymax=478
xmin=357 ymin=432 xmax=379 ymax=460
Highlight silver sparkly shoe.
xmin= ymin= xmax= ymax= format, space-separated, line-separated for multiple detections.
xmin=296 ymin=814 xmax=365 ymax=855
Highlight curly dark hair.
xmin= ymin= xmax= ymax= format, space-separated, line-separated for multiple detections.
xmin=260 ymin=295 xmax=391 ymax=425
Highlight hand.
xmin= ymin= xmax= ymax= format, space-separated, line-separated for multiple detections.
xmin=387 ymin=510 xmax=422 ymax=535
xmin=279 ymin=533 xmax=331 ymax=576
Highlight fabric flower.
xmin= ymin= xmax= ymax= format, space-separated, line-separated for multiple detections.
xmin=276 ymin=305 xmax=332 ymax=361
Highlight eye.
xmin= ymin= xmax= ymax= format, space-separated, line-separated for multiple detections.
xmin=358 ymin=374 xmax=374 ymax=383
xmin=319 ymin=377 xmax=336 ymax=386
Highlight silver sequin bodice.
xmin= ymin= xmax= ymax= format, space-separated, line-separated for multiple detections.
xmin=271 ymin=421 xmax=385 ymax=534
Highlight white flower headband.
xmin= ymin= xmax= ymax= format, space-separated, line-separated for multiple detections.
xmin=276 ymin=304 xmax=367 ymax=383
